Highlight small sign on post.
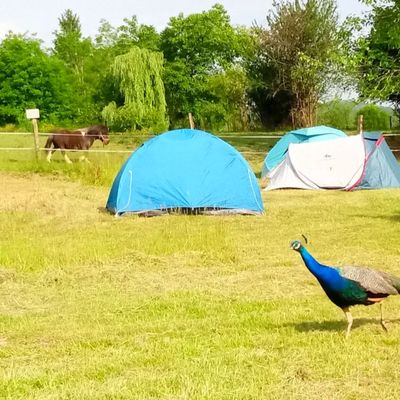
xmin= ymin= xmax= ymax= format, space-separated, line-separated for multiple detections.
xmin=26 ymin=109 xmax=40 ymax=160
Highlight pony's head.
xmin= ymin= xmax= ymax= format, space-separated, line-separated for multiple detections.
xmin=87 ymin=125 xmax=110 ymax=145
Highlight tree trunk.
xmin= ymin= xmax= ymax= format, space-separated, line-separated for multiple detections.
xmin=291 ymin=94 xmax=317 ymax=128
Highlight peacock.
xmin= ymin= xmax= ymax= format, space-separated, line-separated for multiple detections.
xmin=290 ymin=240 xmax=400 ymax=337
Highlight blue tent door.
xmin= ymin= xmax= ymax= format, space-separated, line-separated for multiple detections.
xmin=107 ymin=129 xmax=264 ymax=215
xmin=357 ymin=133 xmax=400 ymax=189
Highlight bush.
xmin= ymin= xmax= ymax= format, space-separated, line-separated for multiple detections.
xmin=317 ymin=99 xmax=357 ymax=130
xmin=356 ymin=104 xmax=391 ymax=130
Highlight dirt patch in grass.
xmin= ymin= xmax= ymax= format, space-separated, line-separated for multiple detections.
xmin=0 ymin=171 xmax=109 ymax=223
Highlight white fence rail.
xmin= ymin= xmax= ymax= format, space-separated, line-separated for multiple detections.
xmin=1 ymin=131 xmax=399 ymax=155
xmin=0 ymin=131 xmax=282 ymax=156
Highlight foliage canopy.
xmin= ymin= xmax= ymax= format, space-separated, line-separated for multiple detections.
xmin=1 ymin=2 xmax=397 ymax=132
xmin=102 ymin=47 xmax=168 ymax=132
xmin=356 ymin=0 xmax=400 ymax=116
xmin=0 ymin=34 xmax=76 ymax=125
xmin=160 ymin=4 xmax=253 ymax=129
xmin=251 ymin=0 xmax=345 ymax=127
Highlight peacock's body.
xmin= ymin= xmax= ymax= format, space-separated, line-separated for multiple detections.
xmin=291 ymin=240 xmax=400 ymax=337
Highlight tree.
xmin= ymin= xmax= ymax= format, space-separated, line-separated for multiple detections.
xmin=160 ymin=4 xmax=251 ymax=129
xmin=355 ymin=0 xmax=400 ymax=116
xmin=206 ymin=67 xmax=253 ymax=131
xmin=0 ymin=34 xmax=76 ymax=125
xmin=95 ymin=16 xmax=160 ymax=54
xmin=355 ymin=103 xmax=391 ymax=130
xmin=251 ymin=0 xmax=345 ymax=127
xmin=101 ymin=47 xmax=168 ymax=132
xmin=317 ymin=99 xmax=357 ymax=130
xmin=52 ymin=9 xmax=99 ymax=123
xmin=91 ymin=16 xmax=161 ymax=125
xmin=53 ymin=9 xmax=92 ymax=82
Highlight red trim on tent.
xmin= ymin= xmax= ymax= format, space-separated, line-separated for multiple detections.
xmin=376 ymin=135 xmax=385 ymax=146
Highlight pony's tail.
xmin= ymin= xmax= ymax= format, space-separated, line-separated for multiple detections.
xmin=44 ymin=135 xmax=53 ymax=150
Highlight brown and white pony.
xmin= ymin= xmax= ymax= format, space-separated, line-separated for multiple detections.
xmin=44 ymin=125 xmax=110 ymax=163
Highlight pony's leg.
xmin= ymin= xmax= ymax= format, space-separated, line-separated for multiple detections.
xmin=61 ymin=150 xmax=73 ymax=164
xmin=80 ymin=156 xmax=91 ymax=163
xmin=79 ymin=150 xmax=91 ymax=163
xmin=46 ymin=149 xmax=55 ymax=162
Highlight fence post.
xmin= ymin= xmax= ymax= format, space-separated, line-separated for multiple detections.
xmin=32 ymin=119 xmax=40 ymax=159
xmin=26 ymin=109 xmax=40 ymax=160
xmin=357 ymin=114 xmax=363 ymax=135
xmin=188 ymin=112 xmax=195 ymax=129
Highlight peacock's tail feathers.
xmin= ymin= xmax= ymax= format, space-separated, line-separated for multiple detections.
xmin=383 ymin=272 xmax=400 ymax=294
xmin=339 ymin=266 xmax=400 ymax=296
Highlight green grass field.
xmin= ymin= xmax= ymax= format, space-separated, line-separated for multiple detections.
xmin=1 ymin=133 xmax=400 ymax=399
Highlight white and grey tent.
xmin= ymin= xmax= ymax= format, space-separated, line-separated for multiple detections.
xmin=265 ymin=133 xmax=400 ymax=191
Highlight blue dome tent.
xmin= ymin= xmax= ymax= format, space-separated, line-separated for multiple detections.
xmin=107 ymin=129 xmax=264 ymax=216
xmin=262 ymin=125 xmax=347 ymax=177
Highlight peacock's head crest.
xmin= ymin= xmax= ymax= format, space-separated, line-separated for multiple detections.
xmin=290 ymin=240 xmax=302 ymax=251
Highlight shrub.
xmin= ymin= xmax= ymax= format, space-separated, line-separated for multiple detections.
xmin=356 ymin=104 xmax=391 ymax=130
xmin=317 ymin=99 xmax=357 ymax=130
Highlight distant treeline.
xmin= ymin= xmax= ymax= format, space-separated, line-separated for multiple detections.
xmin=1 ymin=1 xmax=399 ymax=133
xmin=318 ymin=100 xmax=399 ymax=131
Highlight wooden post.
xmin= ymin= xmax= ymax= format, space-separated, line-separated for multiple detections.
xmin=188 ymin=112 xmax=195 ymax=129
xmin=32 ymin=118 xmax=40 ymax=160
xmin=357 ymin=114 xmax=364 ymax=135
xmin=26 ymin=109 xmax=40 ymax=160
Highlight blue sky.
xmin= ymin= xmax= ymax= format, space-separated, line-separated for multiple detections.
xmin=0 ymin=0 xmax=369 ymax=46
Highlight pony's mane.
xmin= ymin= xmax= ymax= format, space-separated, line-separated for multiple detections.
xmin=54 ymin=125 xmax=108 ymax=137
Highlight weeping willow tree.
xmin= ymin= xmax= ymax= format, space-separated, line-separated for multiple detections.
xmin=102 ymin=46 xmax=168 ymax=132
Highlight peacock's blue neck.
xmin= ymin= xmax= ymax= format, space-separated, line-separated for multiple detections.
xmin=299 ymin=246 xmax=347 ymax=291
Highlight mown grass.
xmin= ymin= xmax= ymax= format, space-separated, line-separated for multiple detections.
xmin=1 ymin=134 xmax=400 ymax=399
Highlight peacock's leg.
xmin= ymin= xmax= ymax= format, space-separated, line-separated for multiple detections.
xmin=380 ymin=303 xmax=388 ymax=332
xmin=342 ymin=307 xmax=353 ymax=338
